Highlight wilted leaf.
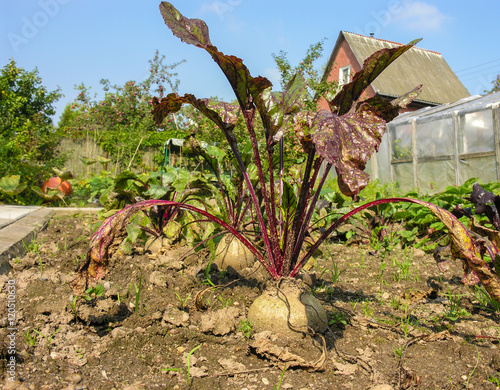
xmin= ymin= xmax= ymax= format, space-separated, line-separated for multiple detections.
xmin=312 ymin=109 xmax=386 ymax=196
xmin=470 ymin=183 xmax=500 ymax=230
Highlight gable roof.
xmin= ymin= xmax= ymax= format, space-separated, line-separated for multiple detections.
xmin=325 ymin=31 xmax=470 ymax=105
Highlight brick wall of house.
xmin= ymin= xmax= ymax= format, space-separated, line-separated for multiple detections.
xmin=318 ymin=38 xmax=375 ymax=111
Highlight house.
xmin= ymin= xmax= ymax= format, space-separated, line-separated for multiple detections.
xmin=319 ymin=31 xmax=470 ymax=112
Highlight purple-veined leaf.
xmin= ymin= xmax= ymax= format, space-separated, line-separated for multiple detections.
xmin=159 ymin=2 xmax=211 ymax=48
xmin=203 ymin=99 xmax=240 ymax=125
xmin=260 ymin=72 xmax=308 ymax=144
xmin=312 ymin=109 xmax=386 ymax=196
xmin=152 ymin=92 xmax=187 ymax=125
xmin=329 ymin=39 xmax=422 ymax=115
xmin=159 ymin=2 xmax=271 ymax=109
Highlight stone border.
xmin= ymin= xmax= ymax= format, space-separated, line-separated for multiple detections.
xmin=0 ymin=207 xmax=102 ymax=275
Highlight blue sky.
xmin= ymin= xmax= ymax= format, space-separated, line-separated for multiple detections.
xmin=1 ymin=0 xmax=499 ymax=123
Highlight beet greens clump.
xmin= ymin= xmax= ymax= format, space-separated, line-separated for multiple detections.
xmin=70 ymin=2 xmax=424 ymax=293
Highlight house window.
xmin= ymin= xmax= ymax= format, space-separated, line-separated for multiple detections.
xmin=339 ymin=65 xmax=351 ymax=85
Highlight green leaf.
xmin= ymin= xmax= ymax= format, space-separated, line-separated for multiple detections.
xmin=281 ymin=181 xmax=297 ymax=213
xmin=144 ymin=184 xmax=169 ymax=199
xmin=31 ymin=186 xmax=65 ymax=202
xmin=0 ymin=175 xmax=27 ymax=196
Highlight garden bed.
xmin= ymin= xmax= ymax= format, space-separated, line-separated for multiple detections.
xmin=1 ymin=212 xmax=500 ymax=389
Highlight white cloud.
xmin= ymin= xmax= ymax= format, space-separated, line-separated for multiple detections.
xmin=393 ymin=1 xmax=451 ymax=33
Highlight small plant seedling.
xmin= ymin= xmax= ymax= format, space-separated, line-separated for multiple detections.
xmin=238 ymin=319 xmax=253 ymax=339
xmin=33 ymin=327 xmax=62 ymax=352
xmin=328 ymin=311 xmax=348 ymax=329
xmin=174 ymin=292 xmax=191 ymax=311
xmin=444 ymin=286 xmax=469 ymax=321
xmin=70 ymin=295 xmax=79 ymax=320
xmin=393 ymin=344 xmax=404 ymax=359
xmin=319 ymin=256 xmax=346 ymax=284
xmin=82 ymin=284 xmax=105 ymax=301
xmin=133 ymin=268 xmax=143 ymax=313
xmin=24 ymin=328 xmax=39 ymax=347
xmin=161 ymin=344 xmax=201 ymax=386
xmin=274 ymin=363 xmax=287 ymax=390
xmin=472 ymin=284 xmax=500 ymax=312
xmin=38 ymin=255 xmax=44 ymax=276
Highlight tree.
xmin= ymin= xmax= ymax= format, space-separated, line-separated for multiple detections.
xmin=485 ymin=74 xmax=500 ymax=94
xmin=272 ymin=39 xmax=338 ymax=111
xmin=60 ymin=51 xmax=187 ymax=170
xmin=0 ymin=59 xmax=65 ymax=201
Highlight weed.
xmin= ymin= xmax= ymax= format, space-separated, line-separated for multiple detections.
xmin=444 ymin=286 xmax=469 ymax=321
xmin=393 ymin=249 xmax=415 ymax=281
xmin=274 ymin=363 xmax=287 ymax=390
xmin=362 ymin=301 xmax=373 ymax=318
xmin=471 ymin=284 xmax=500 ymax=312
xmin=133 ymin=268 xmax=143 ymax=313
xmin=328 ymin=311 xmax=348 ymax=329
xmin=320 ymin=256 xmax=347 ymax=284
xmin=38 ymin=255 xmax=43 ymax=276
xmin=161 ymin=344 xmax=202 ymax=386
xmin=24 ymin=328 xmax=39 ymax=347
xmin=390 ymin=297 xmax=402 ymax=310
xmin=22 ymin=233 xmax=42 ymax=254
xmin=33 ymin=327 xmax=62 ymax=352
xmin=174 ymin=292 xmax=191 ymax=311
xmin=70 ymin=296 xmax=79 ymax=320
xmin=239 ymin=319 xmax=253 ymax=339
xmin=393 ymin=344 xmax=404 ymax=359
xmin=82 ymin=284 xmax=105 ymax=301
xmin=487 ymin=374 xmax=500 ymax=385
xmin=378 ymin=260 xmax=387 ymax=286
xmin=216 ymin=295 xmax=233 ymax=309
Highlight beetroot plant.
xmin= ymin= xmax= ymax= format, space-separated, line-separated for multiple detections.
xmin=70 ymin=2 xmax=421 ymax=293
xmin=70 ymin=2 xmax=500 ymax=310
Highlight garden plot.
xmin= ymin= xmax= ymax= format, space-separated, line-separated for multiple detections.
xmin=1 ymin=213 xmax=500 ymax=389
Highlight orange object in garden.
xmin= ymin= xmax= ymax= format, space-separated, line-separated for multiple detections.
xmin=41 ymin=177 xmax=73 ymax=196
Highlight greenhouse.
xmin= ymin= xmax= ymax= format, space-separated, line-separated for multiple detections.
xmin=372 ymin=91 xmax=500 ymax=194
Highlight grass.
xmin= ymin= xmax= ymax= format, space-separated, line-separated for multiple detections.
xmin=161 ymin=344 xmax=202 ymax=386
xmin=133 ymin=268 xmax=143 ymax=313
xmin=444 ymin=285 xmax=469 ymax=321
xmin=174 ymin=292 xmax=191 ymax=311
xmin=33 ymin=327 xmax=62 ymax=352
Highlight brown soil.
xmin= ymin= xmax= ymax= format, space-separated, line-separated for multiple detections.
xmin=1 ymin=212 xmax=500 ymax=390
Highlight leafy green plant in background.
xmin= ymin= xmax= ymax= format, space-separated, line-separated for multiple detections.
xmin=59 ymin=51 xmax=187 ymax=172
xmin=0 ymin=59 xmax=67 ymax=205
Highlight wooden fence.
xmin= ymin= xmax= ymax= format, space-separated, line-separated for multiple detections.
xmin=58 ymin=138 xmax=160 ymax=178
